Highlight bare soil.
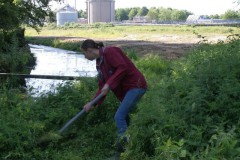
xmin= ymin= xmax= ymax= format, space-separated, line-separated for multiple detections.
xmin=104 ymin=40 xmax=194 ymax=59
xmin=39 ymin=35 xmax=227 ymax=59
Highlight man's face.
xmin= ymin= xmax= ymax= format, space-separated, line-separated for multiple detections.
xmin=83 ymin=48 xmax=95 ymax=61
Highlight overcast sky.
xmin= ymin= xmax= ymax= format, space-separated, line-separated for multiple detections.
xmin=50 ymin=0 xmax=239 ymax=15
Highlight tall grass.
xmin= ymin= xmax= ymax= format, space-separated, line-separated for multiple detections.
xmin=0 ymin=79 xmax=119 ymax=159
xmin=0 ymin=29 xmax=36 ymax=88
xmin=25 ymin=25 xmax=239 ymax=39
xmin=26 ymin=37 xmax=82 ymax=53
xmin=1 ymin=33 xmax=240 ymax=159
xmin=124 ymin=35 xmax=240 ymax=159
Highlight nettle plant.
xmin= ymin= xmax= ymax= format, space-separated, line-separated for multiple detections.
xmin=123 ymin=35 xmax=240 ymax=159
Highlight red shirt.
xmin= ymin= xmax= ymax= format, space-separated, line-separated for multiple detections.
xmin=94 ymin=46 xmax=147 ymax=106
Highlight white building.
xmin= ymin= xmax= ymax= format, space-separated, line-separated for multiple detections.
xmin=56 ymin=4 xmax=78 ymax=26
xmin=186 ymin=15 xmax=210 ymax=24
xmin=133 ymin=16 xmax=150 ymax=23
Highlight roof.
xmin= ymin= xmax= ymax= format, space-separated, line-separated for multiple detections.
xmin=56 ymin=4 xmax=77 ymax=12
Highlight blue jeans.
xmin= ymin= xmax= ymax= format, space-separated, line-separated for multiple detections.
xmin=114 ymin=88 xmax=146 ymax=136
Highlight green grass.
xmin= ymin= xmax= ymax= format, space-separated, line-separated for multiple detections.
xmin=25 ymin=25 xmax=240 ymax=40
xmin=123 ymin=34 xmax=240 ymax=159
xmin=1 ymin=28 xmax=240 ymax=159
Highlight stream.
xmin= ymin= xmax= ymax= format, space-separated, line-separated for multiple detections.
xmin=26 ymin=44 xmax=97 ymax=96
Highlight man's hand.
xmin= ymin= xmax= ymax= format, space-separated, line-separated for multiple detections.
xmin=101 ymin=83 xmax=110 ymax=96
xmin=83 ymin=102 xmax=93 ymax=112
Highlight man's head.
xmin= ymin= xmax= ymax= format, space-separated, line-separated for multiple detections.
xmin=81 ymin=39 xmax=104 ymax=60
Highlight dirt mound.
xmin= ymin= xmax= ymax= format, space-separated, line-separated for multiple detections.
xmin=36 ymin=35 xmax=227 ymax=59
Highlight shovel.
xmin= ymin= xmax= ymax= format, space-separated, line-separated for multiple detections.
xmin=37 ymin=93 xmax=104 ymax=145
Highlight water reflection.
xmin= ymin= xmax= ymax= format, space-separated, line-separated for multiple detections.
xmin=26 ymin=44 xmax=97 ymax=96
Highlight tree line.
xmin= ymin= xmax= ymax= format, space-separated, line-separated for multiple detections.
xmin=115 ymin=7 xmax=192 ymax=21
xmin=77 ymin=7 xmax=240 ymax=22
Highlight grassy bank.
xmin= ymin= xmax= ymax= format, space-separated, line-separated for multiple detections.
xmin=26 ymin=36 xmax=83 ymax=53
xmin=25 ymin=25 xmax=240 ymax=56
xmin=1 ymin=29 xmax=240 ymax=159
xmin=124 ymin=34 xmax=240 ymax=159
xmin=0 ymin=28 xmax=36 ymax=88
xmin=25 ymin=25 xmax=239 ymax=40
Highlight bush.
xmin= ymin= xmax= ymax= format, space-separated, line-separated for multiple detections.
xmin=26 ymin=37 xmax=82 ymax=53
xmin=2 ymin=34 xmax=240 ymax=159
xmin=123 ymin=36 xmax=240 ymax=159
xmin=0 ymin=78 xmax=119 ymax=159
xmin=0 ymin=28 xmax=36 ymax=87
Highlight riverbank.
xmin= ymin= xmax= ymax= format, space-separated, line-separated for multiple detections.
xmin=25 ymin=25 xmax=239 ymax=59
xmin=1 ymin=25 xmax=240 ymax=159
xmin=2 ymin=36 xmax=240 ymax=159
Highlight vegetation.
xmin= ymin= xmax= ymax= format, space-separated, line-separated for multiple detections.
xmin=0 ymin=0 xmax=64 ymax=86
xmin=1 ymin=33 xmax=240 ymax=159
xmin=0 ymin=78 xmax=119 ymax=159
xmin=78 ymin=9 xmax=87 ymax=19
xmin=124 ymin=34 xmax=240 ymax=159
xmin=222 ymin=10 xmax=240 ymax=20
xmin=115 ymin=7 xmax=192 ymax=22
xmin=25 ymin=25 xmax=239 ymax=42
xmin=26 ymin=36 xmax=82 ymax=52
xmin=49 ymin=2 xmax=240 ymax=22
xmin=114 ymin=6 xmax=240 ymax=22
xmin=0 ymin=0 xmax=61 ymax=31
xmin=1 ymin=1 xmax=240 ymax=159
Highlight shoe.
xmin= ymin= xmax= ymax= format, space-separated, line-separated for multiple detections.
xmin=115 ymin=151 xmax=121 ymax=160
xmin=114 ymin=136 xmax=128 ymax=160
xmin=116 ymin=136 xmax=128 ymax=153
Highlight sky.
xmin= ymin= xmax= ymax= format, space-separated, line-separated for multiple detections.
xmin=50 ymin=0 xmax=239 ymax=15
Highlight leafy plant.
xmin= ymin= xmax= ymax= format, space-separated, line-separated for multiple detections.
xmin=123 ymin=36 xmax=240 ymax=159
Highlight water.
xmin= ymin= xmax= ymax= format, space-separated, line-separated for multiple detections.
xmin=26 ymin=44 xmax=97 ymax=96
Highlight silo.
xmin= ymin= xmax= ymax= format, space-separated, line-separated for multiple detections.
xmin=56 ymin=4 xmax=78 ymax=26
xmin=87 ymin=0 xmax=115 ymax=24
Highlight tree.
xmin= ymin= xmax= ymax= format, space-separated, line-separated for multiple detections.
xmin=147 ymin=7 xmax=159 ymax=21
xmin=0 ymin=0 xmax=63 ymax=52
xmin=209 ymin=14 xmax=220 ymax=19
xmin=0 ymin=0 xmax=62 ymax=31
xmin=115 ymin=8 xmax=129 ymax=21
xmin=0 ymin=0 xmax=61 ymax=82
xmin=171 ymin=10 xmax=188 ymax=21
xmin=78 ymin=9 xmax=87 ymax=19
xmin=0 ymin=0 xmax=20 ymax=30
xmin=137 ymin=6 xmax=149 ymax=16
xmin=158 ymin=7 xmax=172 ymax=21
xmin=222 ymin=10 xmax=240 ymax=19
xmin=45 ymin=11 xmax=56 ymax=23
xmin=129 ymin=8 xmax=138 ymax=20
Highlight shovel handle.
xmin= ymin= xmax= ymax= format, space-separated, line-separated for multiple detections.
xmin=89 ymin=92 xmax=104 ymax=106
xmin=58 ymin=93 xmax=104 ymax=133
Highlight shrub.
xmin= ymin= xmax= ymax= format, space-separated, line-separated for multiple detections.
xmin=0 ymin=78 xmax=119 ymax=159
xmin=123 ymin=36 xmax=240 ymax=159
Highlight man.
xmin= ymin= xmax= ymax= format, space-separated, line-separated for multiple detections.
xmin=81 ymin=39 xmax=147 ymax=158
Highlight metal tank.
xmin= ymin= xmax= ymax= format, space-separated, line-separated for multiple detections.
xmin=56 ymin=4 xmax=78 ymax=26
xmin=86 ymin=0 xmax=115 ymax=24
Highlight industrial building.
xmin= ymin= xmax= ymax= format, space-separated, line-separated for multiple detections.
xmin=56 ymin=0 xmax=115 ymax=25
xmin=86 ymin=0 xmax=115 ymax=24
xmin=56 ymin=4 xmax=78 ymax=26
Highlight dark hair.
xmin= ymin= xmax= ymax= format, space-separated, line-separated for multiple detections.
xmin=81 ymin=39 xmax=104 ymax=51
